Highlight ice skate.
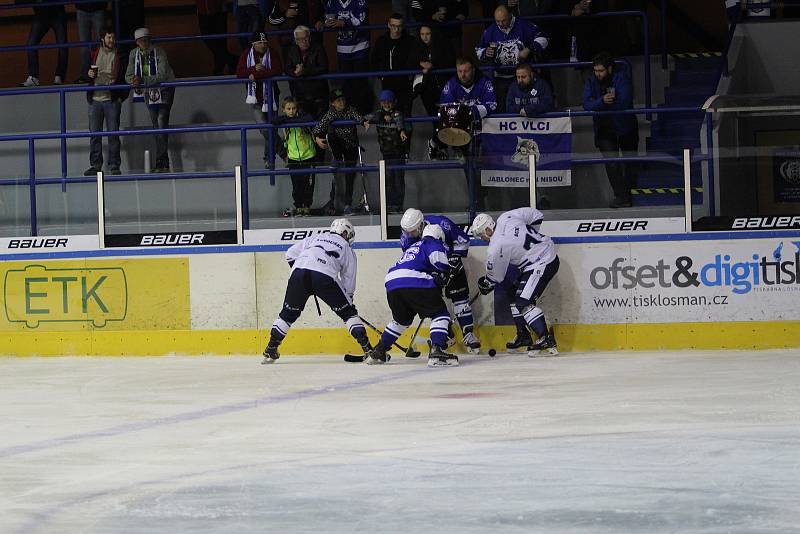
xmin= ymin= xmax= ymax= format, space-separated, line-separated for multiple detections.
xmin=427 ymin=344 xmax=459 ymax=367
xmin=462 ymin=330 xmax=481 ymax=354
xmin=506 ymin=331 xmax=533 ymax=352
xmin=527 ymin=329 xmax=558 ymax=357
xmin=261 ymin=344 xmax=280 ymax=364
xmin=366 ymin=343 xmax=388 ymax=365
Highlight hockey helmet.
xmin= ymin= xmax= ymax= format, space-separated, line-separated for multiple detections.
xmin=400 ymin=208 xmax=425 ymax=236
xmin=422 ymin=223 xmax=445 ymax=242
xmin=469 ymin=213 xmax=495 ymax=240
xmin=330 ymin=218 xmax=355 ymax=244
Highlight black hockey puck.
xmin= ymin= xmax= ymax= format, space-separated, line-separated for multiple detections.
xmin=488 ymin=348 xmax=497 ymax=357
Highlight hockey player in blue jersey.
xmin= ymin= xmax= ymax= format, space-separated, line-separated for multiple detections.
xmin=367 ymin=224 xmax=460 ymax=367
xmin=470 ymin=208 xmax=560 ymax=356
xmin=399 ymin=208 xmax=481 ymax=353
xmin=262 ymin=218 xmax=372 ymax=363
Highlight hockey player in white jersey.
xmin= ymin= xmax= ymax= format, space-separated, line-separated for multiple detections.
xmin=261 ymin=218 xmax=372 ymax=363
xmin=469 ymin=208 xmax=560 ymax=356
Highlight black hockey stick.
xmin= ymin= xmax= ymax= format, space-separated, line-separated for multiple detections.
xmin=358 ymin=315 xmax=421 ymax=357
xmin=403 ymin=317 xmax=425 ymax=358
xmin=344 ymin=352 xmax=391 ymax=363
xmin=313 ymin=295 xmax=322 ymax=316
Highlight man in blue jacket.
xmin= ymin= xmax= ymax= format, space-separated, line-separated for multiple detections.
xmin=582 ymin=52 xmax=639 ymax=208
xmin=506 ymin=63 xmax=554 ymax=117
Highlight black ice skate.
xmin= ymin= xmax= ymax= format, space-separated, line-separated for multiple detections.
xmin=427 ymin=343 xmax=459 ymax=367
xmin=506 ymin=330 xmax=533 ymax=352
xmin=261 ymin=343 xmax=280 ymax=364
xmin=366 ymin=343 xmax=388 ymax=365
xmin=527 ymin=328 xmax=558 ymax=357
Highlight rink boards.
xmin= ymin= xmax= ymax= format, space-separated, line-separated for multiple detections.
xmin=0 ymin=232 xmax=799 ymax=355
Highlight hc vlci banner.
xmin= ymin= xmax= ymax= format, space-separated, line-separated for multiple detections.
xmin=480 ymin=116 xmax=572 ymax=188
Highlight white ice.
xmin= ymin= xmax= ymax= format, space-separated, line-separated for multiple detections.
xmin=1 ymin=349 xmax=799 ymax=533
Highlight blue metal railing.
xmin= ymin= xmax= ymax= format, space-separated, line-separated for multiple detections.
xmin=0 ymin=101 xmax=702 ymax=236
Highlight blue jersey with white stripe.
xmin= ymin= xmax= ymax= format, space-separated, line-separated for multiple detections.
xmin=385 ymin=237 xmax=450 ymax=291
xmin=400 ymin=215 xmax=471 ymax=257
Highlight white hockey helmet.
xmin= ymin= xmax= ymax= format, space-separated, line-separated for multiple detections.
xmin=421 ymin=223 xmax=445 ymax=242
xmin=330 ymin=218 xmax=355 ymax=244
xmin=469 ymin=213 xmax=496 ymax=240
xmin=400 ymin=208 xmax=425 ymax=235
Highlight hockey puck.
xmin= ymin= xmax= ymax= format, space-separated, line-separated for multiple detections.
xmin=488 ymin=348 xmax=497 ymax=357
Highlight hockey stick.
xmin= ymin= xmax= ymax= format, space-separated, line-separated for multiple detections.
xmin=343 ymin=352 xmax=391 ymax=363
xmin=358 ymin=315 xmax=421 ymax=357
xmin=313 ymin=295 xmax=322 ymax=316
xmin=403 ymin=317 xmax=425 ymax=358
xmin=357 ymin=145 xmax=370 ymax=213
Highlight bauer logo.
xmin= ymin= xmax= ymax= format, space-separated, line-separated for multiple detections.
xmin=3 ymin=264 xmax=127 ymax=328
xmin=577 ymin=220 xmax=648 ymax=233
xmin=588 ymin=241 xmax=800 ymax=295
xmin=280 ymin=229 xmax=328 ymax=241
xmin=104 ymin=230 xmax=237 ymax=247
xmin=731 ymin=216 xmax=800 ymax=230
xmin=5 ymin=238 xmax=69 ymax=249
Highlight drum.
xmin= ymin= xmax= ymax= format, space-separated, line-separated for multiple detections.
xmin=437 ymin=104 xmax=472 ymax=147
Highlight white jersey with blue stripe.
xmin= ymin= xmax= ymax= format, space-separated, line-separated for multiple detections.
xmin=400 ymin=215 xmax=470 ymax=258
xmin=385 ymin=237 xmax=450 ymax=291
xmin=485 ymin=207 xmax=556 ymax=284
xmin=286 ymin=232 xmax=357 ymax=297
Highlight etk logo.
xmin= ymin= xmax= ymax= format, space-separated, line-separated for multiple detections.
xmin=4 ymin=265 xmax=127 ymax=328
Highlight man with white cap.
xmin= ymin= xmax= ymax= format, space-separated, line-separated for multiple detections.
xmin=470 ymin=208 xmax=560 ymax=356
xmin=236 ymin=32 xmax=283 ymax=167
xmin=125 ymin=27 xmax=176 ymax=173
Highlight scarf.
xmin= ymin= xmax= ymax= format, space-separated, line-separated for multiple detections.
xmin=245 ymin=47 xmax=270 ymax=112
xmin=134 ymin=48 xmax=162 ymax=106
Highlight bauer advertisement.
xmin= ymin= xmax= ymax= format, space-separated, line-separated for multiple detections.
xmin=549 ymin=237 xmax=800 ymax=324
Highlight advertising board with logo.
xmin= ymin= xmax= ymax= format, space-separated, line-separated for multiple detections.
xmin=245 ymin=225 xmax=382 ymax=245
xmin=480 ymin=116 xmax=572 ymax=188
xmin=0 ymin=259 xmax=190 ymax=331
xmin=550 ymin=238 xmax=800 ymax=324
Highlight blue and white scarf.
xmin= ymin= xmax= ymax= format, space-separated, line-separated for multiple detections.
xmin=133 ymin=48 xmax=162 ymax=106
xmin=245 ymin=47 xmax=271 ymax=112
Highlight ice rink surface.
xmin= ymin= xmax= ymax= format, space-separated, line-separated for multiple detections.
xmin=1 ymin=349 xmax=799 ymax=533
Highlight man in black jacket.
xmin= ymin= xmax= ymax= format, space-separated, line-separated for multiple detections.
xmin=370 ymin=13 xmax=421 ymax=118
xmin=284 ymin=25 xmax=329 ymax=118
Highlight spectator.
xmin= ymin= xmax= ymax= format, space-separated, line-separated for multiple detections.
xmin=196 ymin=0 xmax=238 ymax=75
xmin=412 ymin=24 xmax=455 ymax=116
xmin=284 ymin=25 xmax=329 ymax=119
xmin=434 ymin=0 xmax=468 ymax=56
xmin=323 ymin=0 xmax=373 ymax=114
xmin=582 ymin=52 xmax=638 ymax=208
xmin=236 ymin=0 xmax=265 ymax=51
xmin=21 ymin=0 xmax=69 ymax=87
xmin=275 ymin=97 xmax=317 ymax=216
xmin=366 ymin=89 xmax=409 ymax=213
xmin=431 ymin=57 xmax=497 ymax=210
xmin=236 ymin=32 xmax=283 ymax=167
xmin=75 ymin=1 xmax=107 ymax=84
xmin=85 ymin=27 xmax=128 ymax=176
xmin=371 ymin=13 xmax=419 ymax=118
xmin=125 ymin=27 xmax=176 ymax=173
xmin=565 ymin=0 xmax=610 ymax=61
xmin=500 ymin=0 xmax=557 ymax=17
xmin=506 ymin=63 xmax=554 ymax=116
xmin=312 ymin=88 xmax=371 ymax=215
xmin=267 ymin=0 xmax=325 ymax=46
xmin=475 ymin=5 xmax=548 ymax=112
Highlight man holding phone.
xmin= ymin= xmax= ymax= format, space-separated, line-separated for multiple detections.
xmin=85 ymin=27 xmax=128 ymax=176
xmin=582 ymin=51 xmax=638 ymax=208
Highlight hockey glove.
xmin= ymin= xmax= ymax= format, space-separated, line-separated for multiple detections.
xmin=448 ymin=255 xmax=464 ymax=275
xmin=433 ymin=270 xmax=451 ymax=288
xmin=477 ymin=276 xmax=495 ymax=295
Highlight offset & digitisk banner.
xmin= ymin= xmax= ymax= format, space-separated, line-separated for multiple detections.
xmin=479 ymin=116 xmax=572 ymax=188
xmin=548 ymin=237 xmax=800 ymax=324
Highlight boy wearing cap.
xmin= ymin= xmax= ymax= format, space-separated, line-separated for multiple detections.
xmin=366 ymin=89 xmax=408 ymax=213
xmin=236 ymin=32 xmax=283 ymax=168
xmin=312 ymin=89 xmax=370 ymax=215
xmin=125 ymin=27 xmax=176 ymax=173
